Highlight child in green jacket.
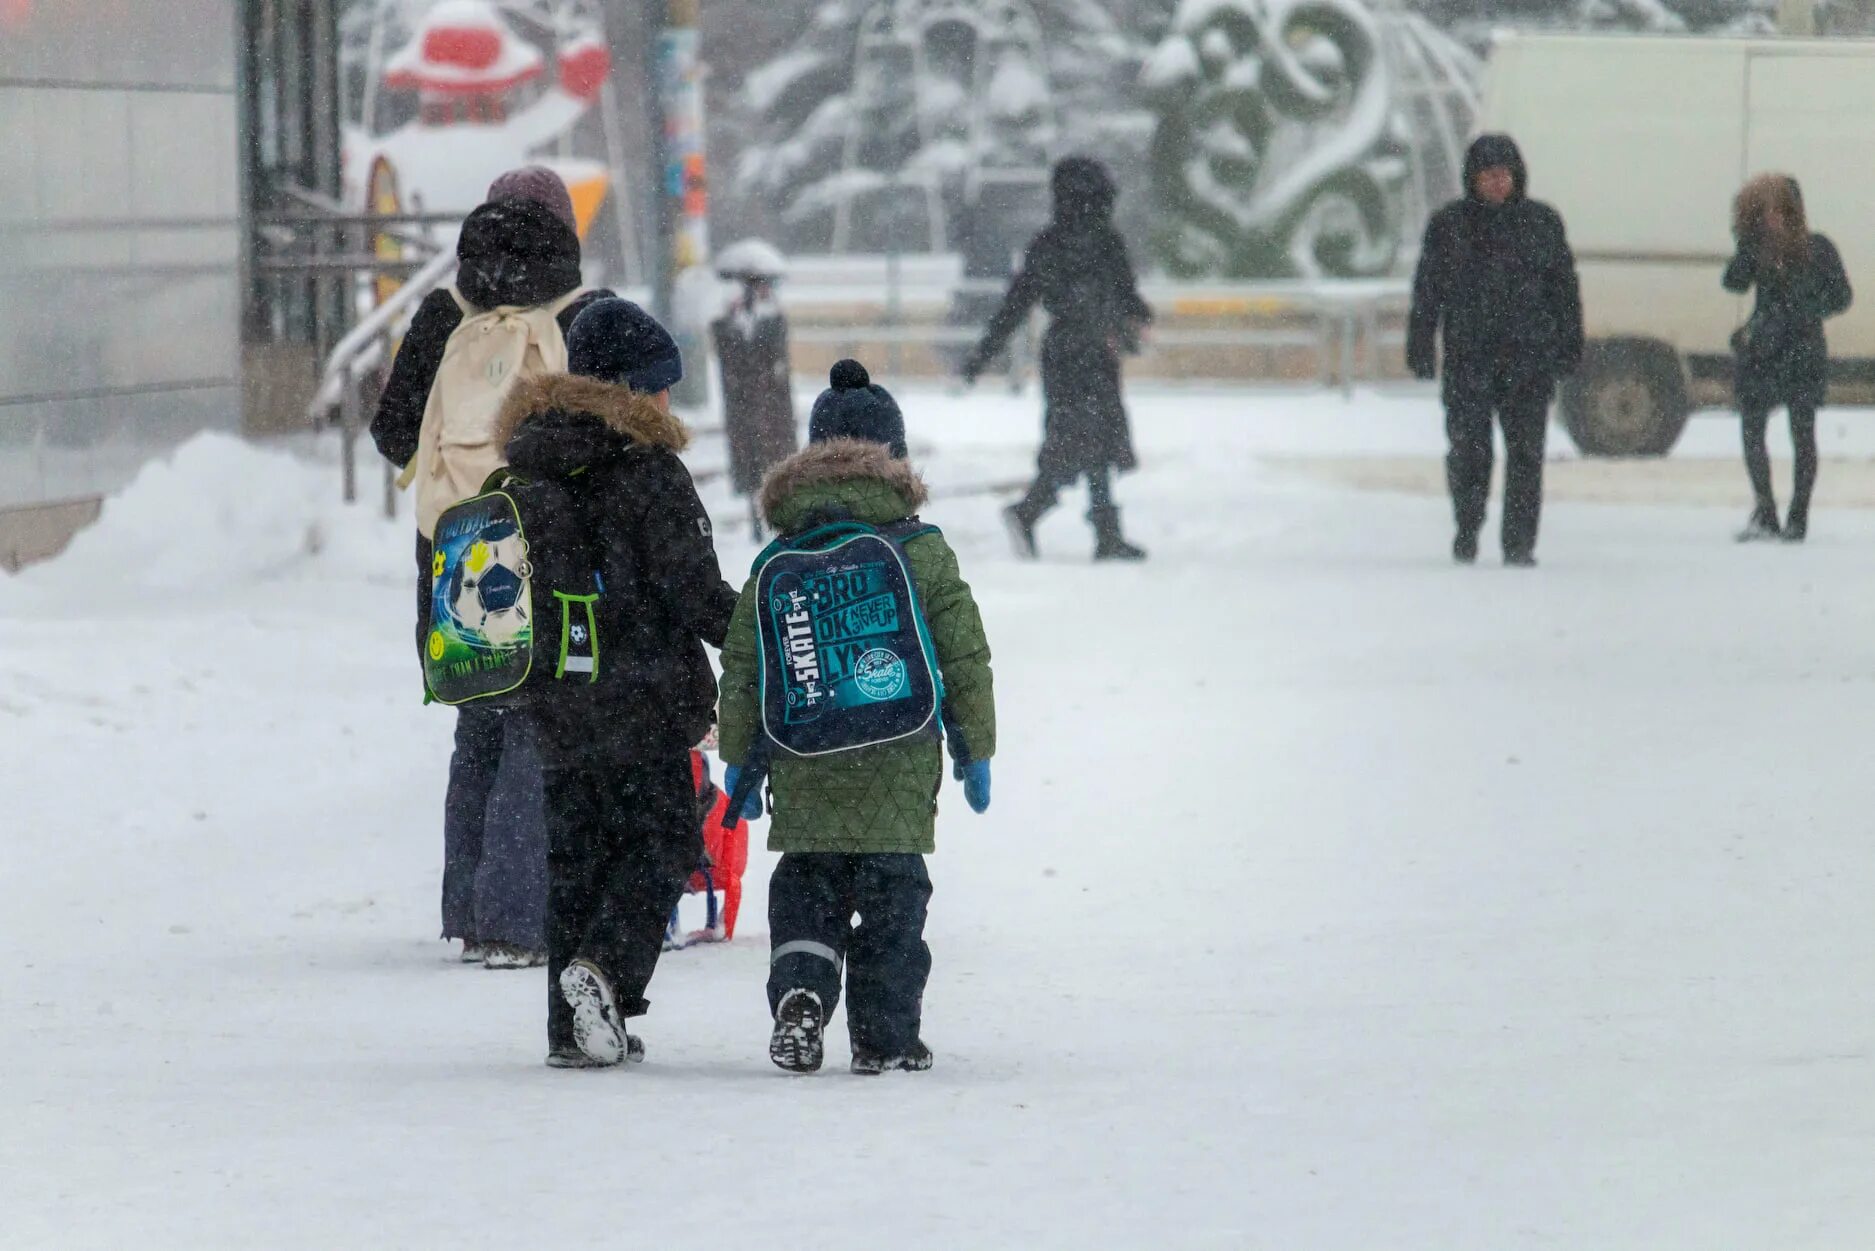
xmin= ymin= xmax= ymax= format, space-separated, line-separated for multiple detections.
xmin=717 ymin=361 xmax=996 ymax=1074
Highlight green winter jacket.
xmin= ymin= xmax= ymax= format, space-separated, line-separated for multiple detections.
xmin=717 ymin=439 xmax=996 ymax=855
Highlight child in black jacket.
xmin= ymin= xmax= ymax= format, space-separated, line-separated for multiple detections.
xmin=492 ymin=297 xmax=738 ymax=1068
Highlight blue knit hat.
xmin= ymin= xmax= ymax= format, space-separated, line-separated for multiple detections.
xmin=808 ymin=360 xmax=906 ymax=459
xmin=567 ymin=297 xmax=684 ymax=394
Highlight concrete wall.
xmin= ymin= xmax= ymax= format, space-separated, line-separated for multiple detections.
xmin=0 ymin=0 xmax=243 ymax=513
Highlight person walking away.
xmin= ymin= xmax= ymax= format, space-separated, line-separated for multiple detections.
xmin=370 ymin=167 xmax=612 ymax=968
xmin=494 ymin=297 xmax=738 ymax=1068
xmin=711 ymin=240 xmax=799 ymax=540
xmin=1407 ymin=134 xmax=1583 ymax=568
xmin=962 ymin=157 xmax=1154 ymax=562
xmin=1724 ymin=174 xmax=1852 ymax=544
xmin=717 ymin=360 xmax=997 ymax=1074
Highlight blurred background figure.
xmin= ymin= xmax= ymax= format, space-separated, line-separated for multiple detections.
xmin=1407 ymin=134 xmax=1582 ymax=570
xmin=1725 ymin=174 xmax=1853 ymax=545
xmin=963 ymin=157 xmax=1154 ymax=563
xmin=712 ymin=239 xmax=799 ymax=541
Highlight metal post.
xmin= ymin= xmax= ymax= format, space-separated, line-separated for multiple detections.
xmin=1340 ymin=306 xmax=1357 ymax=399
xmin=380 ymin=327 xmax=398 ymax=520
xmin=340 ymin=372 xmax=360 ymax=504
xmin=886 ymin=171 xmax=904 ymax=378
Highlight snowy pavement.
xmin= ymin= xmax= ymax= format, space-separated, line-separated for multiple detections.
xmin=3 ymin=386 xmax=1874 ymax=1248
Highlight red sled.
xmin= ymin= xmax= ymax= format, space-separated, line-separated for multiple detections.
xmin=666 ymin=749 xmax=749 ymax=948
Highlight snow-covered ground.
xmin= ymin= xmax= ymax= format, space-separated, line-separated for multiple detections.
xmin=4 ymin=386 xmax=1874 ymax=1248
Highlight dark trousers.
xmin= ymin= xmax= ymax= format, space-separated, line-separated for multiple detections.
xmin=768 ymin=853 xmax=932 ymax=1055
xmin=1445 ymin=376 xmax=1553 ymax=558
xmin=1742 ymin=401 xmax=1818 ymax=527
xmin=1014 ymin=463 xmax=1114 ymax=524
xmin=543 ymin=749 xmax=700 ymax=1050
xmin=441 ymin=708 xmax=548 ymax=948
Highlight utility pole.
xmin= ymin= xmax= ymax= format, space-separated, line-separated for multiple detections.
xmin=645 ymin=0 xmax=711 ymax=405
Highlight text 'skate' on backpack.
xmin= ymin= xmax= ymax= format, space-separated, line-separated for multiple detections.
xmin=750 ymin=519 xmax=946 ymax=758
xmin=422 ymin=470 xmax=603 ymax=707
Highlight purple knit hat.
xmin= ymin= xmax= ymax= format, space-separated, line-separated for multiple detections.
xmin=486 ymin=166 xmax=577 ymax=233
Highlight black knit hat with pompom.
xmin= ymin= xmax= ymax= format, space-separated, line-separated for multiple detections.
xmin=807 ymin=359 xmax=906 ymax=459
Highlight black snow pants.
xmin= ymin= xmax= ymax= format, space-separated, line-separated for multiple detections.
xmin=1445 ymin=373 xmax=1553 ymax=559
xmin=441 ymin=707 xmax=547 ymax=949
xmin=1741 ymin=401 xmax=1818 ymax=529
xmin=768 ymin=853 xmax=932 ymax=1056
xmin=543 ymin=748 xmax=700 ymax=1051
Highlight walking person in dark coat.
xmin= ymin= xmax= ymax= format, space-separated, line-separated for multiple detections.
xmin=1724 ymin=174 xmax=1853 ymax=544
xmin=493 ymin=297 xmax=739 ymax=1068
xmin=1407 ymin=134 xmax=1583 ymax=568
xmin=711 ymin=241 xmax=798 ymax=539
xmin=369 ymin=167 xmax=611 ymax=967
xmin=963 ymin=157 xmax=1154 ymax=562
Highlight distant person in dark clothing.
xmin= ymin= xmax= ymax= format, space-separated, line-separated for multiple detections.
xmin=963 ymin=157 xmax=1154 ymax=562
xmin=711 ymin=241 xmax=798 ymax=540
xmin=1724 ymin=174 xmax=1852 ymax=544
xmin=370 ymin=167 xmax=611 ymax=967
xmin=1407 ymin=134 xmax=1583 ymax=568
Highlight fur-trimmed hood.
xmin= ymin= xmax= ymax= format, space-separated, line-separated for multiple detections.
xmin=499 ymin=373 xmax=689 ymax=479
xmin=759 ymin=438 xmax=929 ymax=529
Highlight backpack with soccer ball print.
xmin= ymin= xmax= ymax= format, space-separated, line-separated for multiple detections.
xmin=422 ymin=469 xmax=605 ymax=707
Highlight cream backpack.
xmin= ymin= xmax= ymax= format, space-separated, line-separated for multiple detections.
xmin=403 ymin=286 xmax=586 ymax=539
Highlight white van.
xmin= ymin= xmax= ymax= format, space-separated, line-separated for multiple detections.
xmin=1481 ymin=34 xmax=1875 ymax=455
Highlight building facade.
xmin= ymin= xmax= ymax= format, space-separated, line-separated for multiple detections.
xmin=0 ymin=0 xmax=339 ymax=566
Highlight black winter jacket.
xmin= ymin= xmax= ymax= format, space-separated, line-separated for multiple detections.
xmin=966 ymin=164 xmax=1154 ymax=477
xmin=1407 ymin=135 xmax=1584 ymax=399
xmin=495 ymin=374 xmax=738 ymax=763
xmin=1723 ymin=232 xmax=1853 ymax=410
xmin=369 ymin=197 xmax=609 ymax=469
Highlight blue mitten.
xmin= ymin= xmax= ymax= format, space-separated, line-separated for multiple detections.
xmin=954 ymin=760 xmax=991 ymax=815
xmin=723 ymin=765 xmax=764 ymax=821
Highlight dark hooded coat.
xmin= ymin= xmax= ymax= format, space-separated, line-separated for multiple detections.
xmin=494 ymin=374 xmax=739 ymax=763
xmin=1407 ymin=135 xmax=1584 ymax=399
xmin=1723 ymin=231 xmax=1853 ymax=411
xmin=370 ymin=198 xmax=610 ymax=469
xmin=966 ymin=159 xmax=1154 ymax=478
xmin=371 ymin=198 xmax=613 ymax=663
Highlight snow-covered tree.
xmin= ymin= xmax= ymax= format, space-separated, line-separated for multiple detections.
xmin=734 ymin=0 xmax=1154 ymax=258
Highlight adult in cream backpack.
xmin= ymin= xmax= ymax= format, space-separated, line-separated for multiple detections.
xmin=369 ymin=167 xmax=611 ymax=968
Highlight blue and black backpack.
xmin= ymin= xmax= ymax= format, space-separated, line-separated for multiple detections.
xmin=725 ymin=517 xmax=946 ymax=817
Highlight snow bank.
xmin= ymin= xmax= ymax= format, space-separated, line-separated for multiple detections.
xmin=1 ymin=432 xmax=409 ymax=611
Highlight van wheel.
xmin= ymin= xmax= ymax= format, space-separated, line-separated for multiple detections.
xmin=1559 ymin=342 xmax=1690 ymax=457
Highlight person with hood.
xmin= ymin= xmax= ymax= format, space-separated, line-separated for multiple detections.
xmin=962 ymin=157 xmax=1154 ymax=562
xmin=710 ymin=240 xmax=799 ymax=539
xmin=1724 ymin=173 xmax=1852 ymax=544
xmin=717 ymin=361 xmax=997 ymax=1075
xmin=1407 ymin=134 xmax=1583 ymax=568
xmin=493 ymin=296 xmax=738 ymax=1068
xmin=370 ymin=167 xmax=613 ymax=969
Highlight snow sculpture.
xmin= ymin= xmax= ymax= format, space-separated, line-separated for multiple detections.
xmin=1144 ymin=0 xmax=1479 ymax=280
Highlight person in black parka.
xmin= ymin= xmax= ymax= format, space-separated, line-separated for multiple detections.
xmin=1408 ymin=134 xmax=1583 ymax=568
xmin=963 ymin=157 xmax=1155 ymax=562
xmin=1724 ymin=174 xmax=1853 ymax=544
xmin=491 ymin=297 xmax=739 ymax=1069
xmin=369 ymin=168 xmax=613 ymax=966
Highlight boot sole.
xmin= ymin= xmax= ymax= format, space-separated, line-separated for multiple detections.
xmin=559 ymin=962 xmax=629 ymax=1066
xmin=769 ymin=994 xmax=825 ymax=1073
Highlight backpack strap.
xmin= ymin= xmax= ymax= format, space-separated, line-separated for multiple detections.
xmin=881 ymin=517 xmax=940 ymax=545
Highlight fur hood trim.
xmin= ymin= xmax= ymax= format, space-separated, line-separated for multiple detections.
xmin=495 ymin=373 xmax=691 ymax=452
xmin=759 ymin=438 xmax=929 ymax=520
